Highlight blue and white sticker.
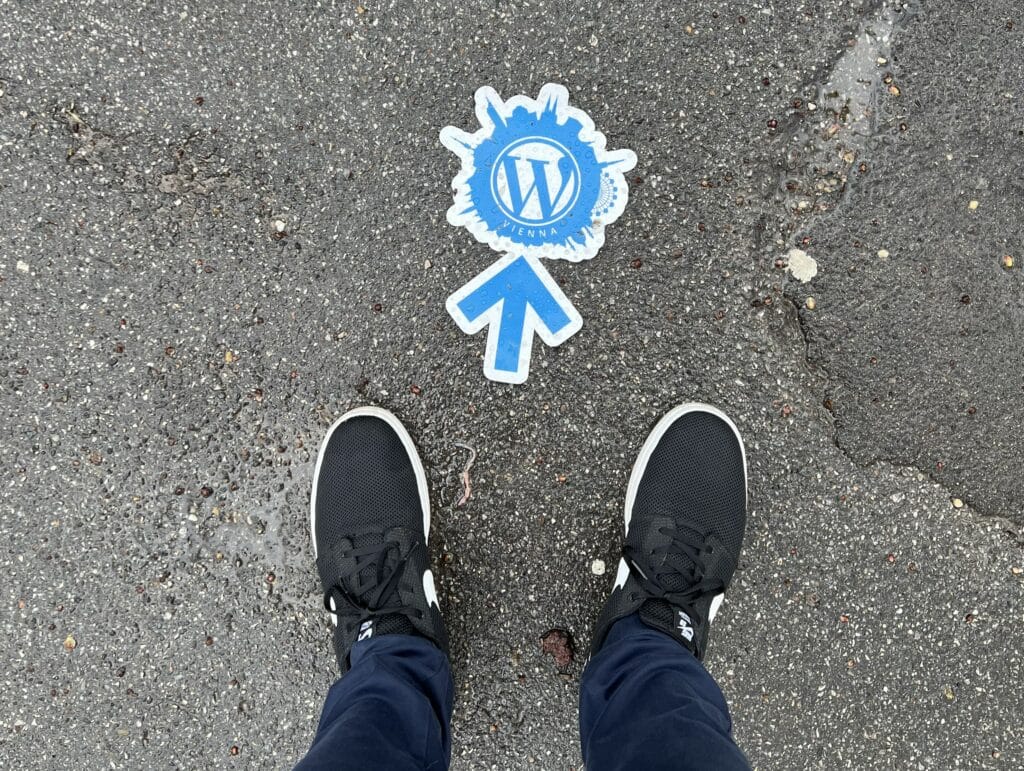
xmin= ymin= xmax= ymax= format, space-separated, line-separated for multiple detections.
xmin=441 ymin=83 xmax=637 ymax=263
xmin=441 ymin=84 xmax=635 ymax=384
xmin=446 ymin=253 xmax=583 ymax=384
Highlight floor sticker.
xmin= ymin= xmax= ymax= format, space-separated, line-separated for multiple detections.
xmin=441 ymin=83 xmax=636 ymax=383
xmin=446 ymin=253 xmax=583 ymax=384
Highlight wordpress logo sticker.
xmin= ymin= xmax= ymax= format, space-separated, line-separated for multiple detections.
xmin=441 ymin=84 xmax=636 ymax=384
xmin=441 ymin=83 xmax=636 ymax=262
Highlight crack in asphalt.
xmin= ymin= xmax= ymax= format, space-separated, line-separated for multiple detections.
xmin=757 ymin=3 xmax=1019 ymax=523
xmin=768 ymin=0 xmax=902 ymax=248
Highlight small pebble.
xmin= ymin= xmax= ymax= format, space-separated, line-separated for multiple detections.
xmin=1000 ymin=255 xmax=1013 ymax=269
xmin=877 ymin=248 xmax=890 ymax=259
xmin=591 ymin=559 xmax=606 ymax=576
xmin=273 ymin=219 xmax=286 ymax=232
xmin=952 ymin=498 xmax=964 ymax=509
xmin=785 ymin=248 xmax=817 ymax=283
xmin=63 ymin=634 xmax=76 ymax=651
xmin=805 ymin=297 xmax=816 ymax=310
xmin=16 ymin=260 xmax=29 ymax=273
xmin=424 ymin=259 xmax=432 ymax=269
xmin=968 ymin=200 xmax=979 ymax=210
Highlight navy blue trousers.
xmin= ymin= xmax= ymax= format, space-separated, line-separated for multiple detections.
xmin=295 ymin=615 xmax=748 ymax=770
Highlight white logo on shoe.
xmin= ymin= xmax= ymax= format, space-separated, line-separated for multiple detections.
xmin=358 ymin=620 xmax=374 ymax=641
xmin=677 ymin=611 xmax=695 ymax=642
xmin=423 ymin=570 xmax=440 ymax=610
xmin=708 ymin=593 xmax=725 ymax=623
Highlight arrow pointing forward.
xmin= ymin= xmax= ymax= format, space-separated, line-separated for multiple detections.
xmin=446 ymin=254 xmax=583 ymax=384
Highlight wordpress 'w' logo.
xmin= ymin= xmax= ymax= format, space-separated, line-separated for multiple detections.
xmin=491 ymin=137 xmax=581 ymax=226
xmin=441 ymin=82 xmax=636 ymax=261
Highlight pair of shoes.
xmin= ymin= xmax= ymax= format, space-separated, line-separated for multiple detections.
xmin=310 ymin=404 xmax=746 ymax=672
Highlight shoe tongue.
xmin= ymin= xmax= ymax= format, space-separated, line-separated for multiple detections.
xmin=639 ymin=599 xmax=699 ymax=656
xmin=333 ymin=613 xmax=419 ymax=667
xmin=631 ymin=513 xmax=700 ymax=593
xmin=346 ymin=531 xmax=405 ymax=588
xmin=343 ymin=530 xmax=419 ymax=638
xmin=373 ymin=614 xmax=417 ymax=637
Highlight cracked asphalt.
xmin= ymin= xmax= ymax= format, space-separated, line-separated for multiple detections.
xmin=1 ymin=1 xmax=1021 ymax=769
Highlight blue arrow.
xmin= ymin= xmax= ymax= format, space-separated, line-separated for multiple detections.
xmin=446 ymin=254 xmax=583 ymax=384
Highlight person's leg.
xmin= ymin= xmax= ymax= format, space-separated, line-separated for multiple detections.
xmin=295 ymin=407 xmax=453 ymax=770
xmin=296 ymin=634 xmax=452 ymax=770
xmin=579 ymin=615 xmax=747 ymax=770
xmin=583 ymin=403 xmax=750 ymax=770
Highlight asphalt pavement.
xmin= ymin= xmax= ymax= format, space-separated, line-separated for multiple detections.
xmin=1 ymin=1 xmax=1021 ymax=769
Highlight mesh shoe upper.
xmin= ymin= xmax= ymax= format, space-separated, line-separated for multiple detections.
xmin=311 ymin=408 xmax=447 ymax=672
xmin=591 ymin=405 xmax=747 ymax=660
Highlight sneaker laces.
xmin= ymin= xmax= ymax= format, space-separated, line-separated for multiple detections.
xmin=622 ymin=521 xmax=723 ymax=626
xmin=323 ymin=539 xmax=424 ymax=625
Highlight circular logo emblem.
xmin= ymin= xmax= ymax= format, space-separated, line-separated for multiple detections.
xmin=441 ymin=83 xmax=637 ymax=261
xmin=490 ymin=137 xmax=581 ymax=227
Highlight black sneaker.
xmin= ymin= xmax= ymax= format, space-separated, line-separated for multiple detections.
xmin=310 ymin=406 xmax=448 ymax=672
xmin=590 ymin=404 xmax=747 ymax=661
